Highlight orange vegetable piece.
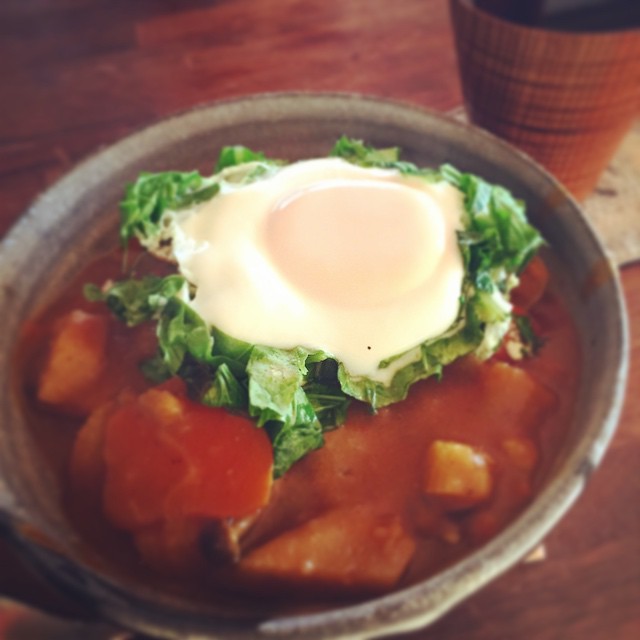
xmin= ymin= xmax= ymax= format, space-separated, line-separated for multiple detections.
xmin=423 ymin=440 xmax=493 ymax=510
xmin=37 ymin=310 xmax=108 ymax=412
xmin=239 ymin=507 xmax=415 ymax=593
xmin=69 ymin=391 xmax=139 ymax=508
xmin=69 ymin=401 xmax=112 ymax=509
xmin=501 ymin=436 xmax=539 ymax=471
xmin=102 ymin=388 xmax=273 ymax=531
xmin=494 ymin=362 xmax=556 ymax=425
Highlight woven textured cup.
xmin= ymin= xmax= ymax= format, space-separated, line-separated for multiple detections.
xmin=450 ymin=0 xmax=640 ymax=201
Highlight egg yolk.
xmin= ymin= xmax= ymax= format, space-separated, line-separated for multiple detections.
xmin=265 ymin=179 xmax=445 ymax=308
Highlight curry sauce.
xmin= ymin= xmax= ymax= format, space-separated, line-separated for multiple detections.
xmin=18 ymin=250 xmax=581 ymax=607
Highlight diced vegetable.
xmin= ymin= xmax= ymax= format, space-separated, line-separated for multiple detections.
xmin=502 ymin=436 xmax=539 ymax=471
xmin=102 ymin=387 xmax=273 ymax=531
xmin=483 ymin=361 xmax=556 ymax=425
xmin=423 ymin=440 xmax=493 ymax=510
xmin=37 ymin=310 xmax=108 ymax=412
xmin=239 ymin=507 xmax=415 ymax=593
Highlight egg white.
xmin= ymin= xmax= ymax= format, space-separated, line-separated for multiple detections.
xmin=170 ymin=158 xmax=465 ymax=383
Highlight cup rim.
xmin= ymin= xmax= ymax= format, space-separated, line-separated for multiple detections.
xmin=451 ymin=0 xmax=640 ymax=38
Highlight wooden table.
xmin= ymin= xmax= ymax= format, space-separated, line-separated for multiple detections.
xmin=0 ymin=1 xmax=638 ymax=638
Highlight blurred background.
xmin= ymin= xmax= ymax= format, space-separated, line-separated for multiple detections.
xmin=0 ymin=0 xmax=464 ymax=239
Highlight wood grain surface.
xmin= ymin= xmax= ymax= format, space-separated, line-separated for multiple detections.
xmin=0 ymin=2 xmax=638 ymax=639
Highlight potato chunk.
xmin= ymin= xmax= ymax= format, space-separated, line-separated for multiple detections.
xmin=423 ymin=440 xmax=493 ymax=510
xmin=37 ymin=310 xmax=108 ymax=412
xmin=239 ymin=507 xmax=415 ymax=594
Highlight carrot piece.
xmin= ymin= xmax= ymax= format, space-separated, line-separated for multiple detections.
xmin=239 ymin=507 xmax=415 ymax=593
xmin=69 ymin=401 xmax=112 ymax=509
xmin=37 ymin=310 xmax=108 ymax=412
xmin=423 ymin=440 xmax=493 ymax=511
xmin=69 ymin=390 xmax=139 ymax=503
xmin=501 ymin=436 xmax=539 ymax=471
xmin=103 ymin=388 xmax=273 ymax=531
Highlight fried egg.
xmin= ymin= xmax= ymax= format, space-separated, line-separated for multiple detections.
xmin=170 ymin=157 xmax=465 ymax=383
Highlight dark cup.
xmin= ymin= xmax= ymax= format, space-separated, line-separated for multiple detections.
xmin=450 ymin=0 xmax=640 ymax=200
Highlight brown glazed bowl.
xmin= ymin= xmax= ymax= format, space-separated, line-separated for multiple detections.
xmin=0 ymin=93 xmax=629 ymax=639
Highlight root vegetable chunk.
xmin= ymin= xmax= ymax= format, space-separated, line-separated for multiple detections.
xmin=38 ymin=310 xmax=108 ymax=410
xmin=103 ymin=388 xmax=274 ymax=531
xmin=423 ymin=440 xmax=493 ymax=510
xmin=502 ymin=436 xmax=538 ymax=471
xmin=240 ymin=507 xmax=415 ymax=593
xmin=69 ymin=400 xmax=116 ymax=508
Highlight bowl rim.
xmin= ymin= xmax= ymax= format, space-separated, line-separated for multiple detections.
xmin=0 ymin=91 xmax=630 ymax=640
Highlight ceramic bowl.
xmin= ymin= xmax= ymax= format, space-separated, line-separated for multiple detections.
xmin=0 ymin=93 xmax=629 ymax=639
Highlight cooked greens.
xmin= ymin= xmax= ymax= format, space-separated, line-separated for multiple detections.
xmin=120 ymin=146 xmax=282 ymax=248
xmin=120 ymin=173 xmax=219 ymax=246
xmin=88 ymin=138 xmax=543 ymax=476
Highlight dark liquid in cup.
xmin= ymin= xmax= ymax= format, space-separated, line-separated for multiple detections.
xmin=475 ymin=0 xmax=640 ymax=32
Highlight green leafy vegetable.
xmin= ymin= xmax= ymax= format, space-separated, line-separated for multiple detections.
xmin=443 ymin=165 xmax=543 ymax=276
xmin=156 ymin=297 xmax=215 ymax=374
xmin=120 ymin=145 xmax=283 ymax=252
xmin=514 ymin=314 xmax=544 ymax=356
xmin=201 ymin=363 xmax=248 ymax=409
xmin=266 ymin=391 xmax=324 ymax=478
xmin=120 ymin=172 xmax=219 ymax=246
xmin=246 ymin=346 xmax=311 ymax=427
xmin=84 ymin=275 xmax=186 ymax=326
xmin=214 ymin=145 xmax=267 ymax=172
xmin=330 ymin=135 xmax=438 ymax=178
xmin=304 ymin=382 xmax=351 ymax=430
xmin=246 ymin=346 xmax=340 ymax=475
xmin=330 ymin=135 xmax=402 ymax=165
